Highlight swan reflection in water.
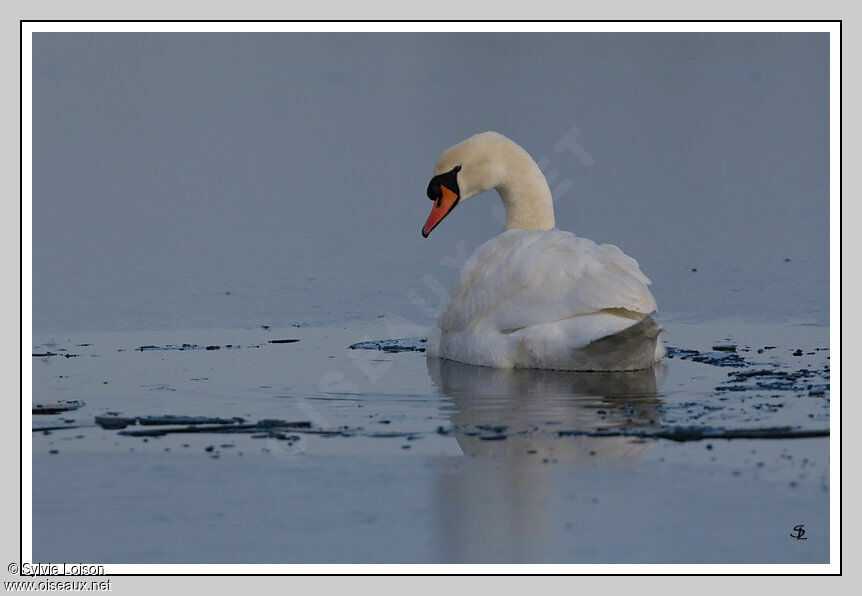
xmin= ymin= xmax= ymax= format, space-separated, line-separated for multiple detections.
xmin=425 ymin=357 xmax=667 ymax=562
xmin=427 ymin=356 xmax=666 ymax=461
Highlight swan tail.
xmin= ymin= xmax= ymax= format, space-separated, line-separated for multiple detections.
xmin=569 ymin=314 xmax=664 ymax=372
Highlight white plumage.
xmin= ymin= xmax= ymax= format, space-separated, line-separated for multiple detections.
xmin=422 ymin=132 xmax=663 ymax=371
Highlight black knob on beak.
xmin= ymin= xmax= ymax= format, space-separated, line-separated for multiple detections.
xmin=427 ymin=179 xmax=441 ymax=201
xmin=426 ymin=166 xmax=461 ymax=202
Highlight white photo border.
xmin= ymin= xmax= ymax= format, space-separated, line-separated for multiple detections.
xmin=20 ymin=19 xmax=841 ymax=576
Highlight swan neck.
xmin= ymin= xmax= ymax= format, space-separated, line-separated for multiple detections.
xmin=495 ymin=152 xmax=556 ymax=231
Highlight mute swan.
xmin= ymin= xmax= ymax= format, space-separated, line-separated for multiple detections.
xmin=421 ymin=131 xmax=664 ymax=371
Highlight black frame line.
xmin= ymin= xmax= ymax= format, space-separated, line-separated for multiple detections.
xmin=19 ymin=18 xmax=842 ymax=577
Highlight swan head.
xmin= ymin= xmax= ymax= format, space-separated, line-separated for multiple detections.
xmin=422 ymin=131 xmax=509 ymax=237
xmin=422 ymin=131 xmax=554 ymax=237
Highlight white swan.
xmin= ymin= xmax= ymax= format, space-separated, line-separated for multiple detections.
xmin=422 ymin=131 xmax=664 ymax=371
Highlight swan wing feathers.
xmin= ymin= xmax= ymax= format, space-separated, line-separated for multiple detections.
xmin=438 ymin=229 xmax=657 ymax=333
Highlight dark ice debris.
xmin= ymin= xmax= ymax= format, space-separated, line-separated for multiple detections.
xmin=269 ymin=339 xmax=300 ymax=344
xmin=116 ymin=419 xmax=316 ymax=437
xmin=476 ymin=425 xmax=509 ymax=433
xmin=712 ymin=344 xmax=737 ymax=352
xmin=257 ymin=419 xmax=311 ymax=428
xmin=95 ymin=414 xmax=245 ymax=430
xmin=33 ymin=401 xmax=83 ymax=415
xmin=32 ymin=425 xmax=89 ymax=432
xmin=138 ymin=415 xmax=244 ymax=426
xmin=298 ymin=429 xmax=354 ymax=437
xmin=665 ymin=346 xmax=745 ymax=367
xmin=692 ymin=353 xmax=745 ymax=367
xmin=557 ymin=425 xmax=828 ymax=442
xmin=720 ymin=368 xmax=829 ymax=395
xmin=793 ymin=349 xmax=804 ymax=356
xmin=138 ymin=344 xmax=198 ymax=351
xmin=348 ymin=338 xmax=427 ymax=353
xmin=136 ymin=343 xmax=244 ymax=352
xmin=95 ymin=416 xmax=136 ymax=429
xmin=665 ymin=347 xmax=698 ymax=359
xmin=62 ymin=411 xmax=837 ymax=444
xmin=33 ymin=352 xmax=57 ymax=357
xmin=258 ymin=433 xmax=301 ymax=442
xmin=728 ymin=369 xmax=785 ymax=379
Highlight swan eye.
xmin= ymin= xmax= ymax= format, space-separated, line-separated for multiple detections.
xmin=454 ymin=165 xmax=462 ymax=173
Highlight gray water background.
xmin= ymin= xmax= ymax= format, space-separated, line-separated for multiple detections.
xmin=32 ymin=33 xmax=830 ymax=333
xmin=31 ymin=33 xmax=832 ymax=564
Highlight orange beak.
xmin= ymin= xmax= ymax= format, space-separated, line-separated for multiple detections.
xmin=422 ymin=184 xmax=459 ymax=238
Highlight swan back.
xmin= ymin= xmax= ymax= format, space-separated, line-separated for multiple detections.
xmin=439 ymin=229 xmax=656 ymax=335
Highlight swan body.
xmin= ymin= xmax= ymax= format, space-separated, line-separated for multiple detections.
xmin=422 ymin=131 xmax=663 ymax=371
